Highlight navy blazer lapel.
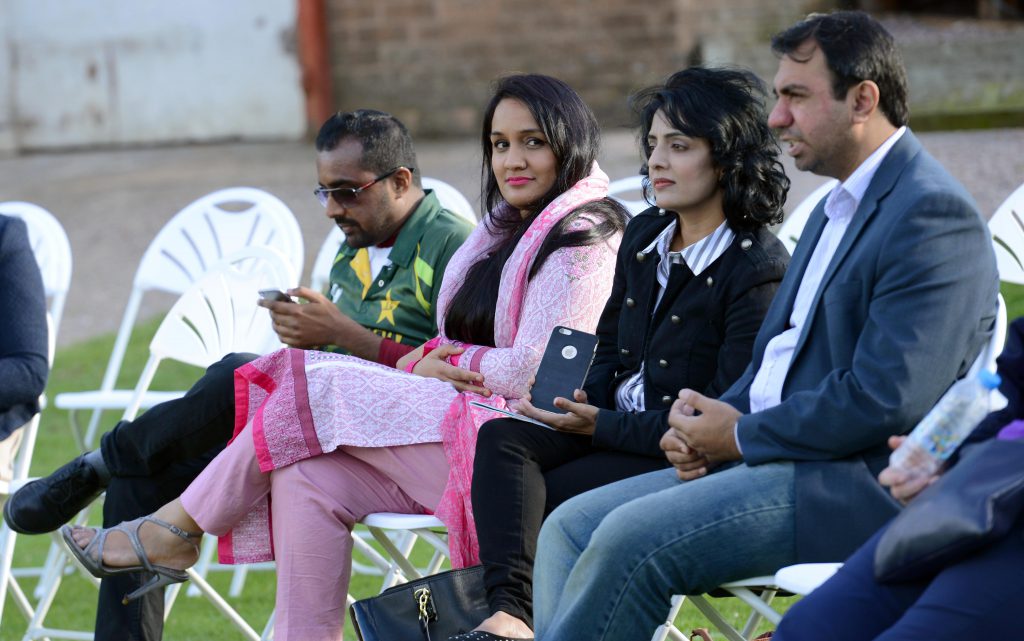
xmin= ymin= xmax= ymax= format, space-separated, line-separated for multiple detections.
xmin=757 ymin=205 xmax=828 ymax=347
xmin=791 ymin=130 xmax=922 ymax=358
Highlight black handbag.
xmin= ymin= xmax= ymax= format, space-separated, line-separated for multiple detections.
xmin=350 ymin=565 xmax=489 ymax=641
xmin=874 ymin=437 xmax=1024 ymax=583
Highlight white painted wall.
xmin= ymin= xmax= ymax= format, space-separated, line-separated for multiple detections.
xmin=0 ymin=0 xmax=304 ymax=151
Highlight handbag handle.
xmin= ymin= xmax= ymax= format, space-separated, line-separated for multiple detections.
xmin=415 ymin=586 xmax=438 ymax=641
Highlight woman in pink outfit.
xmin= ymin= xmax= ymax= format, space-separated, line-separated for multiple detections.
xmin=61 ymin=73 xmax=627 ymax=641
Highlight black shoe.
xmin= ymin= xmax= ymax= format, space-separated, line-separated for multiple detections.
xmin=3 ymin=451 xmax=108 ymax=534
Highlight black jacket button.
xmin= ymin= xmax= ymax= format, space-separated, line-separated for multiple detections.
xmin=625 ymin=298 xmax=636 ymax=308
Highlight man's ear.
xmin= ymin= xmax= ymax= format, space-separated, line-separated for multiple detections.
xmin=391 ymin=166 xmax=414 ymax=197
xmin=850 ymin=80 xmax=881 ymax=123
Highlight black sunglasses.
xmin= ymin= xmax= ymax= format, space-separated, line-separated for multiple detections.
xmin=313 ymin=166 xmax=414 ymax=207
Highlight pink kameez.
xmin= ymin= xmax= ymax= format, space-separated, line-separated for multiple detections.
xmin=211 ymin=165 xmax=621 ymax=570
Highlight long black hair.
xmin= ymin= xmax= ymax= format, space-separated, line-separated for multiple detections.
xmin=444 ymin=74 xmax=627 ymax=346
xmin=632 ymin=66 xmax=789 ymax=230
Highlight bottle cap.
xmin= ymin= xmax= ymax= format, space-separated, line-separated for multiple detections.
xmin=977 ymin=369 xmax=1001 ymax=390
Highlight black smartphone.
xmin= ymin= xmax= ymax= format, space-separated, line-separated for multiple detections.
xmin=529 ymin=326 xmax=599 ymax=414
xmin=259 ymin=288 xmax=294 ymax=303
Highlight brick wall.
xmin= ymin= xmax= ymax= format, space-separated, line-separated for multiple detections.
xmin=882 ymin=16 xmax=1024 ymax=123
xmin=322 ymin=1 xmax=1024 ymax=138
xmin=323 ymin=0 xmax=819 ymax=136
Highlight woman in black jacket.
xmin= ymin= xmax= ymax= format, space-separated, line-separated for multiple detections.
xmin=456 ymin=66 xmax=791 ymax=641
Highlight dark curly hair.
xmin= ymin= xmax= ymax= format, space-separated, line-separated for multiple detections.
xmin=631 ymin=66 xmax=789 ymax=230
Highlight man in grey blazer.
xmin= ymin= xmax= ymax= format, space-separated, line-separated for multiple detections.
xmin=531 ymin=11 xmax=999 ymax=641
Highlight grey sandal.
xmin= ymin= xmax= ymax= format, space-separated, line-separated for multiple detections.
xmin=60 ymin=515 xmax=201 ymax=604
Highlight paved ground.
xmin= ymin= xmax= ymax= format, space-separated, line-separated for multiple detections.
xmin=1 ymin=127 xmax=1021 ymax=347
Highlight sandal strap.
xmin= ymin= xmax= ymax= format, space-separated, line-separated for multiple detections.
xmin=123 ymin=519 xmax=157 ymax=574
xmin=144 ymin=516 xmax=202 ymax=546
xmin=81 ymin=526 xmax=107 ymax=567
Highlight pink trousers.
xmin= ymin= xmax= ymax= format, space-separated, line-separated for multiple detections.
xmin=181 ymin=423 xmax=449 ymax=641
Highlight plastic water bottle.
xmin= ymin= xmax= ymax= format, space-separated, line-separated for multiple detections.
xmin=888 ymin=370 xmax=1002 ymax=478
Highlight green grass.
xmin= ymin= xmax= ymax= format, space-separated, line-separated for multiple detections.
xmin=6 ymin=284 xmax=1024 ymax=640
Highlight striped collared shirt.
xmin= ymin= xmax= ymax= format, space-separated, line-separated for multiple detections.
xmin=615 ymin=219 xmax=735 ymax=412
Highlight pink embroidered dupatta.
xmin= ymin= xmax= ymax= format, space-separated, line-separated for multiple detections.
xmin=432 ymin=165 xmax=612 ymax=566
xmin=219 ymin=164 xmax=614 ymax=567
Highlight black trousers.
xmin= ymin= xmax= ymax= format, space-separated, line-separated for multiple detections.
xmin=94 ymin=352 xmax=256 ymax=641
xmin=471 ymin=418 xmax=670 ymax=628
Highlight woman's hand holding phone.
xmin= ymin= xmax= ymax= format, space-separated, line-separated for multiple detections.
xmin=510 ymin=376 xmax=598 ymax=435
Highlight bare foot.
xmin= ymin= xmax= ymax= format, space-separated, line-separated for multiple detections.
xmin=474 ymin=611 xmax=533 ymax=639
xmin=68 ymin=518 xmax=200 ymax=571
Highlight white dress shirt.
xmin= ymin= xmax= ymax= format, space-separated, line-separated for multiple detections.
xmin=746 ymin=127 xmax=907 ymax=417
xmin=615 ymin=218 xmax=735 ymax=412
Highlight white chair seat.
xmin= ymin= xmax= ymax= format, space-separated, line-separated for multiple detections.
xmin=361 ymin=513 xmax=444 ymax=530
xmin=55 ymin=389 xmax=185 ymax=411
xmin=773 ymin=563 xmax=842 ymax=595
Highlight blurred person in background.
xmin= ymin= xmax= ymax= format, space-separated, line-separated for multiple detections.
xmin=0 ymin=214 xmax=49 ymax=491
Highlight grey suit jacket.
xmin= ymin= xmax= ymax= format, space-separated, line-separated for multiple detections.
xmin=719 ymin=130 xmax=999 ymax=562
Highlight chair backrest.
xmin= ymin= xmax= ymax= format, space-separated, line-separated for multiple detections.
xmin=987 ymin=182 xmax=1024 ymax=285
xmin=135 ymin=187 xmax=304 ymax=293
xmin=777 ymin=180 xmax=838 ymax=254
xmin=123 ymin=246 xmax=294 ymax=421
xmin=0 ymin=202 xmax=73 ymax=333
xmin=607 ymin=176 xmax=648 ymax=216
xmin=421 ymin=177 xmax=477 ymax=224
xmin=96 ymin=188 xmax=302 ymax=412
xmin=311 ymin=227 xmax=346 ymax=294
xmin=309 ymin=178 xmax=478 ymax=293
xmin=149 ymin=247 xmax=292 ymax=367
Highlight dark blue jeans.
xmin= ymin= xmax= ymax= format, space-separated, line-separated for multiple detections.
xmin=775 ymin=521 xmax=1024 ymax=641
xmin=535 ymin=462 xmax=797 ymax=641
xmin=95 ymin=352 xmax=255 ymax=641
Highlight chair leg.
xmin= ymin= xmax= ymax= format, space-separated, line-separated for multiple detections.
xmin=260 ymin=610 xmax=275 ymax=641
xmin=650 ymin=594 xmax=690 ymax=641
xmin=185 ymin=533 xmax=218 ymax=597
xmin=688 ymin=595 xmax=748 ymax=641
xmin=0 ymin=521 xmax=19 ymax=631
xmin=183 ymin=568 xmax=261 ymax=641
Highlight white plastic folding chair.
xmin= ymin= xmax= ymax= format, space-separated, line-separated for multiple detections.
xmin=776 ymin=180 xmax=838 ymax=255
xmin=651 ymin=298 xmax=1007 ymax=641
xmin=988 ymin=182 xmax=1024 ymax=285
xmin=258 ymin=512 xmax=450 ymax=640
xmin=55 ymin=187 xmax=304 ymax=453
xmin=310 ymin=177 xmax=478 ymax=293
xmin=18 ymin=247 xmax=293 ymax=641
xmin=422 ymin=177 xmax=477 ymax=223
xmin=608 ymin=175 xmax=649 ymax=216
xmin=0 ymin=204 xmax=74 ymax=630
xmin=0 ymin=315 xmax=57 ymax=635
